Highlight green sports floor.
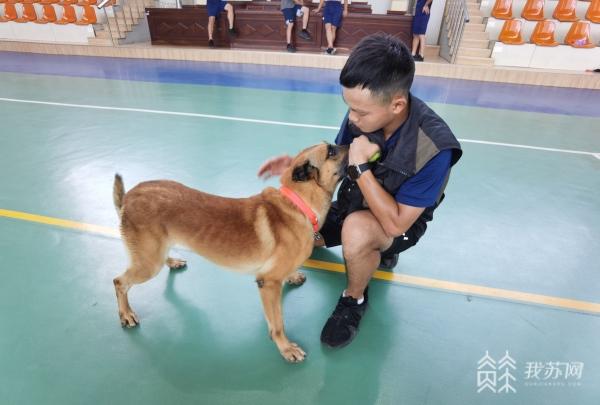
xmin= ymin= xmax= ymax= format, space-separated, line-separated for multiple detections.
xmin=1 ymin=52 xmax=599 ymax=405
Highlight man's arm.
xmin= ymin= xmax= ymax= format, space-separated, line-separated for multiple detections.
xmin=349 ymin=135 xmax=422 ymax=237
xmin=423 ymin=0 xmax=432 ymax=14
xmin=356 ymin=172 xmax=425 ymax=238
xmin=315 ymin=0 xmax=324 ymax=13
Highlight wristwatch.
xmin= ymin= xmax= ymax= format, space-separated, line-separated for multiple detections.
xmin=347 ymin=162 xmax=371 ymax=181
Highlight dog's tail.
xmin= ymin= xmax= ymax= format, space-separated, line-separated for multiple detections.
xmin=113 ymin=173 xmax=125 ymax=218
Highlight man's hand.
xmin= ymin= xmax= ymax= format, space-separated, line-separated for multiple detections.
xmin=257 ymin=155 xmax=293 ymax=180
xmin=349 ymin=135 xmax=380 ymax=165
xmin=422 ymin=4 xmax=430 ymax=14
xmin=314 ymin=6 xmax=322 ymax=13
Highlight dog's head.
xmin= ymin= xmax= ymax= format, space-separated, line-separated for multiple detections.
xmin=281 ymin=143 xmax=349 ymax=195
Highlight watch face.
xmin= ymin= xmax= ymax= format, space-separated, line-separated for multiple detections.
xmin=347 ymin=165 xmax=360 ymax=181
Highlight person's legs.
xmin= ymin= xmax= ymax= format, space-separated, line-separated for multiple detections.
xmin=282 ymin=8 xmax=296 ymax=51
xmin=320 ymin=210 xmax=392 ymax=347
xmin=286 ymin=20 xmax=294 ymax=45
xmin=320 ymin=208 xmax=427 ymax=347
xmin=301 ymin=6 xmax=309 ymax=30
xmin=325 ymin=23 xmax=334 ymax=49
xmin=419 ymin=34 xmax=426 ymax=58
xmin=225 ymin=3 xmax=234 ymax=30
xmin=208 ymin=16 xmax=215 ymax=40
xmin=411 ymin=34 xmax=419 ymax=56
xmin=331 ymin=25 xmax=337 ymax=45
xmin=340 ymin=210 xmax=393 ymax=299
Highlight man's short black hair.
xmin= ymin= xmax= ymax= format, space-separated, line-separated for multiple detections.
xmin=340 ymin=34 xmax=415 ymax=103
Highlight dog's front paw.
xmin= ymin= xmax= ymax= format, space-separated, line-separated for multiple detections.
xmin=286 ymin=271 xmax=306 ymax=286
xmin=119 ymin=310 xmax=139 ymax=328
xmin=281 ymin=342 xmax=307 ymax=363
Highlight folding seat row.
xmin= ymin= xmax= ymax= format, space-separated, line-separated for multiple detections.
xmin=0 ymin=3 xmax=97 ymax=24
xmin=499 ymin=18 xmax=596 ymax=47
xmin=492 ymin=0 xmax=600 ymax=23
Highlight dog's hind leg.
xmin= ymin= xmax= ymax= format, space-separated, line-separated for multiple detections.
xmin=114 ymin=233 xmax=169 ymax=328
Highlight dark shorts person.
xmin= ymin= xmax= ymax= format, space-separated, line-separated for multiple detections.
xmin=412 ymin=0 xmax=431 ymax=35
xmin=282 ymin=4 xmax=301 ymax=24
xmin=207 ymin=0 xmax=227 ymax=17
xmin=323 ymin=0 xmax=343 ymax=27
xmin=318 ymin=202 xmax=429 ymax=256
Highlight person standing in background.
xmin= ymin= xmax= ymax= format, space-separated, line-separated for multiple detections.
xmin=411 ymin=0 xmax=432 ymax=61
xmin=207 ymin=0 xmax=236 ymax=48
xmin=314 ymin=0 xmax=349 ymax=55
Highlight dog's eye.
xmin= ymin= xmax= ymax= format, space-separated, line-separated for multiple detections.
xmin=327 ymin=145 xmax=337 ymax=158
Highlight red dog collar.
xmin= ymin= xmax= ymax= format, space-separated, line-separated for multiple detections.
xmin=279 ymin=186 xmax=319 ymax=234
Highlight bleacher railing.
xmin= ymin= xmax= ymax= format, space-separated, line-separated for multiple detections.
xmin=439 ymin=0 xmax=470 ymax=63
xmin=98 ymin=0 xmax=143 ymax=45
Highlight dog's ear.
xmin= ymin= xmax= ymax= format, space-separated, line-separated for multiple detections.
xmin=292 ymin=160 xmax=319 ymax=182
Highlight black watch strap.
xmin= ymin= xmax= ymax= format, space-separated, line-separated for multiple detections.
xmin=356 ymin=162 xmax=371 ymax=173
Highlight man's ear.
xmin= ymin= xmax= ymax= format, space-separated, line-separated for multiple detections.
xmin=391 ymin=94 xmax=408 ymax=114
xmin=292 ymin=160 xmax=319 ymax=182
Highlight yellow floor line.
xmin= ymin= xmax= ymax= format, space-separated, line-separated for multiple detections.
xmin=2 ymin=208 xmax=600 ymax=315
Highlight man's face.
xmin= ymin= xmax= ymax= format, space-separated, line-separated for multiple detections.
xmin=342 ymin=86 xmax=405 ymax=134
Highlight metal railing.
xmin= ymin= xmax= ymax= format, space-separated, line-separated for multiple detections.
xmin=438 ymin=0 xmax=470 ymax=63
xmin=98 ymin=0 xmax=143 ymax=45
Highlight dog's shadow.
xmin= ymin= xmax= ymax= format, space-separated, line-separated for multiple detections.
xmin=124 ymin=268 xmax=306 ymax=394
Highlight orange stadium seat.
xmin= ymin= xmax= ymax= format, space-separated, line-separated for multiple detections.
xmin=75 ymin=4 xmax=96 ymax=24
xmin=553 ymin=0 xmax=578 ymax=21
xmin=0 ymin=3 xmax=18 ymax=21
xmin=39 ymin=0 xmax=60 ymax=4
xmin=521 ymin=0 xmax=545 ymax=20
xmin=77 ymin=0 xmax=98 ymax=5
xmin=492 ymin=0 xmax=513 ymax=19
xmin=499 ymin=19 xmax=525 ymax=44
xmin=586 ymin=0 xmax=600 ymax=23
xmin=14 ymin=3 xmax=38 ymax=22
xmin=34 ymin=4 xmax=57 ymax=23
xmin=530 ymin=20 xmax=560 ymax=46
xmin=55 ymin=3 xmax=76 ymax=23
xmin=564 ymin=20 xmax=595 ymax=48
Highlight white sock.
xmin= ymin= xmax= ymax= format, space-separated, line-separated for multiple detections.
xmin=342 ymin=289 xmax=364 ymax=305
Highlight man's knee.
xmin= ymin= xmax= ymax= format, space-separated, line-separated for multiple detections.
xmin=341 ymin=211 xmax=390 ymax=257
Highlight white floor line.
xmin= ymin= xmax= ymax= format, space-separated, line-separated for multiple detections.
xmin=1 ymin=97 xmax=599 ymax=158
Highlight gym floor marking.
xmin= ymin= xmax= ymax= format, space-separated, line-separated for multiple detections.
xmin=2 ymin=207 xmax=599 ymax=315
xmin=1 ymin=97 xmax=598 ymax=158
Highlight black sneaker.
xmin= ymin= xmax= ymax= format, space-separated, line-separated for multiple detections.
xmin=326 ymin=47 xmax=336 ymax=55
xmin=379 ymin=253 xmax=399 ymax=270
xmin=208 ymin=39 xmax=215 ymax=48
xmin=228 ymin=27 xmax=236 ymax=37
xmin=321 ymin=288 xmax=368 ymax=348
xmin=286 ymin=43 xmax=296 ymax=53
xmin=298 ymin=29 xmax=312 ymax=40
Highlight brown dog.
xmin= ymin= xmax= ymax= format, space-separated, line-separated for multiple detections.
xmin=112 ymin=143 xmax=348 ymax=362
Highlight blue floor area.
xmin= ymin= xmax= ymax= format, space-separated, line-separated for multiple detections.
xmin=1 ymin=51 xmax=600 ymax=117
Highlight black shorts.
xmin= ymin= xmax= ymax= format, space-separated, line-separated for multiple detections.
xmin=319 ymin=202 xmax=428 ymax=256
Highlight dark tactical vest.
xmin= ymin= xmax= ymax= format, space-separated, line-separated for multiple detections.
xmin=336 ymin=95 xmax=463 ymax=233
